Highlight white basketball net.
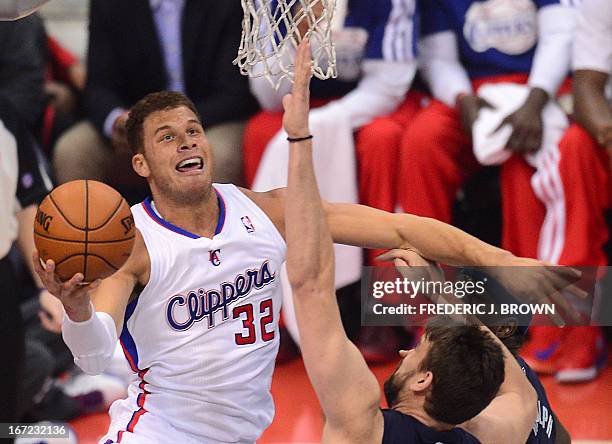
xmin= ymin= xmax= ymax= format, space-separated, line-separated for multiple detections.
xmin=234 ymin=0 xmax=337 ymax=90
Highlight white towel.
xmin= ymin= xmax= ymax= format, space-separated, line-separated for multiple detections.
xmin=252 ymin=102 xmax=362 ymax=343
xmin=472 ymin=83 xmax=568 ymax=168
xmin=472 ymin=83 xmax=568 ymax=264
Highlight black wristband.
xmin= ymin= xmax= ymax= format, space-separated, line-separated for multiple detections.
xmin=287 ymin=134 xmax=313 ymax=143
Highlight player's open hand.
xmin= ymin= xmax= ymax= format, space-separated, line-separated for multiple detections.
xmin=282 ymin=40 xmax=313 ymax=139
xmin=487 ymin=256 xmax=585 ymax=326
xmin=32 ymin=250 xmax=101 ymax=322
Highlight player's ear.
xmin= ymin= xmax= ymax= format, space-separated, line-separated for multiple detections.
xmin=132 ymin=152 xmax=150 ymax=178
xmin=410 ymin=370 xmax=433 ymax=392
xmin=494 ymin=320 xmax=517 ymax=339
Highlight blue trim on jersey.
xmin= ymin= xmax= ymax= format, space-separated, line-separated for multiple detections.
xmin=142 ymin=187 xmax=226 ymax=239
xmin=120 ymin=296 xmax=140 ymax=372
xmin=214 ymin=188 xmax=226 ymax=235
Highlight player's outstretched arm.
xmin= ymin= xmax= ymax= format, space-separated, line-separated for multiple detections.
xmin=460 ymin=328 xmax=538 ymax=444
xmin=33 ymin=229 xmax=149 ymax=374
xmin=284 ymin=41 xmax=383 ymax=443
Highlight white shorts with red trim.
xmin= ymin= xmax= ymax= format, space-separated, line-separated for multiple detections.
xmin=99 ymin=395 xmax=202 ymax=444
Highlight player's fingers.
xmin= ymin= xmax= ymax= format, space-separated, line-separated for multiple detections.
xmin=43 ymin=259 xmax=64 ymax=288
xmin=547 ymin=290 xmax=583 ymax=324
xmin=62 ymin=273 xmax=84 ymax=293
xmin=506 ymin=127 xmax=527 ymax=152
xmin=375 ymin=250 xmax=397 ymax=262
xmin=563 ymin=283 xmax=589 ymax=300
xmin=541 ymin=267 xmax=582 ymax=296
xmin=537 ymin=294 xmax=566 ymax=327
xmin=377 ymin=249 xmax=420 ymax=263
xmin=544 ymin=264 xmax=581 ymax=283
xmin=32 ymin=250 xmax=46 ymax=277
xmin=492 ymin=115 xmax=511 ymax=136
xmin=292 ymin=40 xmax=312 ymax=97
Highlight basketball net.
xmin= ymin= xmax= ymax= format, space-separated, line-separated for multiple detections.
xmin=234 ymin=0 xmax=337 ymax=90
xmin=0 ymin=0 xmax=49 ymax=20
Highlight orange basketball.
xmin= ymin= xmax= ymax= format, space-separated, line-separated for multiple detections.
xmin=34 ymin=180 xmax=135 ymax=282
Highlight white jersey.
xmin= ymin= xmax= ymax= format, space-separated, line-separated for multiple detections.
xmin=115 ymin=184 xmax=285 ymax=443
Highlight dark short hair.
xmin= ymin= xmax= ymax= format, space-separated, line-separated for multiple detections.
xmin=458 ymin=268 xmax=531 ymax=355
xmin=420 ymin=320 xmax=505 ymax=425
xmin=126 ymin=91 xmax=201 ymax=153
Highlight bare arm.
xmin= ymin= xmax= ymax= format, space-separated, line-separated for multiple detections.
xmin=249 ymin=189 xmax=511 ymax=267
xmin=284 ymin=42 xmax=383 ymax=442
xmin=572 ymin=0 xmax=612 ymax=148
xmin=460 ymin=330 xmax=538 ymax=444
xmin=324 ymin=202 xmax=511 ymax=267
xmin=574 ymin=69 xmax=612 ymax=147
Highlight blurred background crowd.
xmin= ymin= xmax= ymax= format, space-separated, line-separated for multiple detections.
xmin=2 ymin=0 xmax=611 ymax=437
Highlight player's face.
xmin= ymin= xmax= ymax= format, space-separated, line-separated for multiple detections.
xmin=135 ymin=106 xmax=213 ymax=204
xmin=383 ymin=336 xmax=432 ymax=407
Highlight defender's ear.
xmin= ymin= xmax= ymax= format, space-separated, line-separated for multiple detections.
xmin=409 ymin=370 xmax=433 ymax=393
xmin=132 ymin=153 xmax=150 ymax=178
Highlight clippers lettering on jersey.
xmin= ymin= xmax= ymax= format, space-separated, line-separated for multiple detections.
xmin=241 ymin=216 xmax=255 ymax=233
xmin=209 ymin=249 xmax=221 ymax=266
xmin=166 ymin=260 xmax=276 ymax=331
xmin=463 ymin=0 xmax=537 ymax=55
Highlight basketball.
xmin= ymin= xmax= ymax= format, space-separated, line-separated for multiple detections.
xmin=33 ymin=180 xmax=135 ymax=282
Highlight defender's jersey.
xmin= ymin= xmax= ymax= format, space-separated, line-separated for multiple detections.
xmin=420 ymin=0 xmax=562 ymax=79
xmin=517 ymin=356 xmax=557 ymax=443
xmin=381 ymin=409 xmax=481 ymax=443
xmin=120 ymin=184 xmax=285 ymax=443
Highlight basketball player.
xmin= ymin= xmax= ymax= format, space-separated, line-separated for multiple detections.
xmin=34 ymin=42 xmax=578 ymax=443
xmin=377 ymin=248 xmax=573 ymax=444
xmin=282 ymin=58 xmax=538 ymax=443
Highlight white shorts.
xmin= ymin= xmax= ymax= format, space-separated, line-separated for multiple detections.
xmin=99 ymin=396 xmax=202 ymax=444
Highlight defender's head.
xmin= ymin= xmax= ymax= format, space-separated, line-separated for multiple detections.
xmin=384 ymin=320 xmax=505 ymax=426
xmin=459 ymin=268 xmax=533 ymax=355
xmin=127 ymin=91 xmax=213 ymax=204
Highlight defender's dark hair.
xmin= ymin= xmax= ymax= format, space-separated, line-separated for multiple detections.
xmin=126 ymin=91 xmax=201 ymax=154
xmin=420 ymin=319 xmax=505 ymax=425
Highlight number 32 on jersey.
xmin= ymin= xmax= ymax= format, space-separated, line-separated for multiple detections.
xmin=233 ymin=299 xmax=275 ymax=345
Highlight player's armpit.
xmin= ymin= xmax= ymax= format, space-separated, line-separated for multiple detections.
xmin=460 ymin=328 xmax=537 ymax=444
xmin=90 ymin=228 xmax=150 ymax=335
xmin=460 ymin=391 xmax=536 ymax=444
xmin=321 ymin=409 xmax=385 ymax=444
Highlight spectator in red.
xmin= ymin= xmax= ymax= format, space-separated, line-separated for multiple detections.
xmin=393 ymin=0 xmax=608 ymax=382
xmin=41 ymin=35 xmax=85 ymax=153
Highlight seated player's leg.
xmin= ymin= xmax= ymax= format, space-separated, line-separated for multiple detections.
xmin=355 ymin=90 xmax=427 ymax=265
xmin=500 ymin=154 xmax=544 ymax=260
xmin=243 ymin=110 xmax=284 ymax=187
xmin=397 ymin=99 xmax=480 ymax=223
